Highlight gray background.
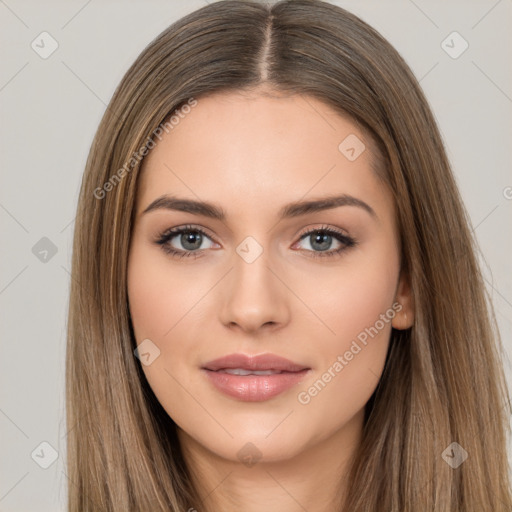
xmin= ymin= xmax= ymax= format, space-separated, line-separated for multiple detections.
xmin=1 ymin=0 xmax=511 ymax=510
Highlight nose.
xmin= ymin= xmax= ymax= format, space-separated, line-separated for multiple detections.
xmin=219 ymin=247 xmax=291 ymax=334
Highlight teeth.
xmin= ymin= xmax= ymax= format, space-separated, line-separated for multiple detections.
xmin=220 ymin=368 xmax=283 ymax=376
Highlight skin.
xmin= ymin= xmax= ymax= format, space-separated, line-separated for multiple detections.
xmin=127 ymin=87 xmax=414 ymax=512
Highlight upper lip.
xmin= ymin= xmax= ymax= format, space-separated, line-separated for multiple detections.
xmin=202 ymin=353 xmax=309 ymax=372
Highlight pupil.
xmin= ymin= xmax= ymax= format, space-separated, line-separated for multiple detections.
xmin=311 ymin=232 xmax=331 ymax=251
xmin=182 ymin=231 xmax=202 ymax=250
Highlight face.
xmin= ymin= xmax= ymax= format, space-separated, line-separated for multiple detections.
xmin=127 ymin=89 xmax=413 ymax=464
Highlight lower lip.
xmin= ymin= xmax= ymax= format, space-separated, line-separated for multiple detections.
xmin=202 ymin=369 xmax=310 ymax=402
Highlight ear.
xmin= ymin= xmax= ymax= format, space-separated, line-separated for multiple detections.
xmin=391 ymin=269 xmax=415 ymax=330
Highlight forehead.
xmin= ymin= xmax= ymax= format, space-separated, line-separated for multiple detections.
xmin=136 ymin=91 xmax=390 ymax=220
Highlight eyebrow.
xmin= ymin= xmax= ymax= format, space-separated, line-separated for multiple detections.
xmin=141 ymin=193 xmax=377 ymax=220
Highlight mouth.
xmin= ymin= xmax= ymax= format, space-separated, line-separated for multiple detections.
xmin=201 ymin=353 xmax=311 ymax=401
xmin=211 ymin=368 xmax=295 ymax=376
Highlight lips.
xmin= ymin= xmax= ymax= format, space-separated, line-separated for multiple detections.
xmin=201 ymin=353 xmax=311 ymax=401
xmin=202 ymin=353 xmax=309 ymax=373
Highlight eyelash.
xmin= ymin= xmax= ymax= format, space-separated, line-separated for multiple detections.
xmin=155 ymin=224 xmax=357 ymax=260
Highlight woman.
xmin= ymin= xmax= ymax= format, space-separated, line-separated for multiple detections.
xmin=65 ymin=0 xmax=512 ymax=510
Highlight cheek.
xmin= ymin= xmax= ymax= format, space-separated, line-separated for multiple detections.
xmin=295 ymin=239 xmax=399 ymax=412
xmin=127 ymin=242 xmax=209 ymax=416
xmin=301 ymin=237 xmax=398 ymax=336
xmin=127 ymin=242 xmax=203 ymax=342
xmin=127 ymin=258 xmax=168 ymax=343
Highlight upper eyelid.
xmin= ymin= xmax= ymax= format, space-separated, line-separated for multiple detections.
xmin=159 ymin=224 xmax=216 ymax=240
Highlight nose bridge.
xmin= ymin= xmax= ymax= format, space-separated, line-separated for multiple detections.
xmin=219 ymin=237 xmax=289 ymax=332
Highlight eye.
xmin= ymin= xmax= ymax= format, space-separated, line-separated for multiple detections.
xmin=155 ymin=223 xmax=357 ymax=260
xmin=293 ymin=225 xmax=357 ymax=259
xmin=155 ymin=224 xmax=216 ymax=259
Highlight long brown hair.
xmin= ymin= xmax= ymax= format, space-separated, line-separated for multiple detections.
xmin=65 ymin=0 xmax=512 ymax=509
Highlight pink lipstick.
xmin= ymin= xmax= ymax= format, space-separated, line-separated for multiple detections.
xmin=201 ymin=353 xmax=311 ymax=402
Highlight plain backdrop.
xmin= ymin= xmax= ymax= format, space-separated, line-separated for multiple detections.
xmin=1 ymin=1 xmax=511 ymax=510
